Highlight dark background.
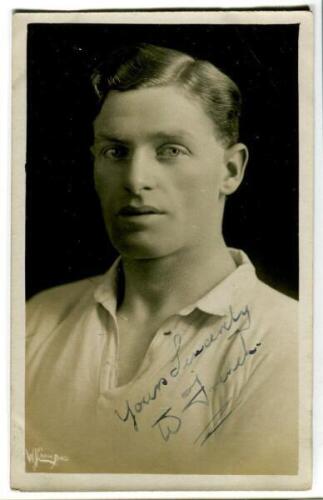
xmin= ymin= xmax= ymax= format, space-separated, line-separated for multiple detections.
xmin=26 ymin=23 xmax=299 ymax=300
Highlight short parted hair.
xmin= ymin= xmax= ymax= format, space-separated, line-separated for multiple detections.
xmin=91 ymin=44 xmax=242 ymax=148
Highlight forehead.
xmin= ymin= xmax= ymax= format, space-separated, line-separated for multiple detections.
xmin=93 ymin=86 xmax=218 ymax=144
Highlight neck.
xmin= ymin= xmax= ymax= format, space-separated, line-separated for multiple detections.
xmin=118 ymin=238 xmax=236 ymax=322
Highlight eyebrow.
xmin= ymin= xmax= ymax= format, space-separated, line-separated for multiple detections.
xmin=93 ymin=130 xmax=195 ymax=144
xmin=153 ymin=131 xmax=195 ymax=142
xmin=93 ymin=134 xmax=130 ymax=144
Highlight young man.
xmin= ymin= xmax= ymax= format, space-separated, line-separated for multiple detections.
xmin=26 ymin=44 xmax=298 ymax=474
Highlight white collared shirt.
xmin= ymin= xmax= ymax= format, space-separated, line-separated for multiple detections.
xmin=26 ymin=249 xmax=298 ymax=474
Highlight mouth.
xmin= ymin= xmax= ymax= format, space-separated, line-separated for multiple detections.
xmin=117 ymin=205 xmax=165 ymax=217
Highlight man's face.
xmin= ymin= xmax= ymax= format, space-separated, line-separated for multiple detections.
xmin=92 ymin=85 xmax=230 ymax=259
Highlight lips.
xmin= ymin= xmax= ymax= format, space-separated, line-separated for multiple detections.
xmin=118 ymin=205 xmax=164 ymax=216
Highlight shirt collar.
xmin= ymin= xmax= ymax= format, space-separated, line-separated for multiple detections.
xmin=177 ymin=249 xmax=257 ymax=317
xmin=94 ymin=257 xmax=122 ymax=318
xmin=94 ymin=248 xmax=258 ymax=319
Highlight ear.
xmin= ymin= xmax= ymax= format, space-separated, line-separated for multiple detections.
xmin=220 ymin=143 xmax=249 ymax=196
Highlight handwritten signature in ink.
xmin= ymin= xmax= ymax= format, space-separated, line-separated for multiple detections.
xmin=170 ymin=304 xmax=251 ymax=378
xmin=194 ymin=398 xmax=234 ymax=446
xmin=114 ymin=304 xmax=260 ymax=443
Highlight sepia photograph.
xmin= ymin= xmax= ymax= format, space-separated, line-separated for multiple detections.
xmin=10 ymin=8 xmax=313 ymax=492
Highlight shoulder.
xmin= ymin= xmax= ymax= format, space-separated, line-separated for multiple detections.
xmin=231 ymin=248 xmax=298 ymax=328
xmin=250 ymin=278 xmax=298 ymax=355
xmin=253 ymin=279 xmax=298 ymax=320
xmin=26 ymin=275 xmax=103 ymax=339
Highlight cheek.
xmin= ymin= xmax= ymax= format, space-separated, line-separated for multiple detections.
xmin=94 ymin=165 xmax=118 ymax=199
xmin=171 ymin=165 xmax=220 ymax=206
xmin=94 ymin=164 xmax=104 ymax=192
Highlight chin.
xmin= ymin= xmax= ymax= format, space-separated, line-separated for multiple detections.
xmin=117 ymin=247 xmax=166 ymax=260
xmin=111 ymin=236 xmax=177 ymax=261
xmin=112 ymin=241 xmax=162 ymax=259
xmin=107 ymin=223 xmax=184 ymax=260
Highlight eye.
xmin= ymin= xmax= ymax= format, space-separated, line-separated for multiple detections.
xmin=101 ymin=145 xmax=129 ymax=160
xmin=157 ymin=144 xmax=189 ymax=159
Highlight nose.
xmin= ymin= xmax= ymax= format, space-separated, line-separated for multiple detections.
xmin=123 ymin=148 xmax=156 ymax=195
